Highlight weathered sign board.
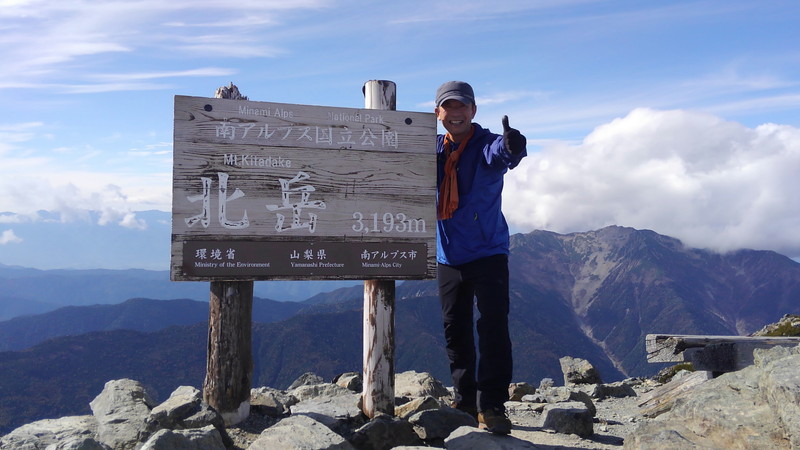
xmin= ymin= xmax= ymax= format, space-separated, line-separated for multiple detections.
xmin=171 ymin=95 xmax=437 ymax=281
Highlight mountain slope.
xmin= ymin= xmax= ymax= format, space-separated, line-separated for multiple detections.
xmin=2 ymin=226 xmax=799 ymax=434
xmin=510 ymin=226 xmax=800 ymax=376
xmin=0 ymin=324 xmax=209 ymax=434
xmin=0 ymin=297 xmax=304 ymax=352
xmin=0 ymin=264 xmax=359 ymax=321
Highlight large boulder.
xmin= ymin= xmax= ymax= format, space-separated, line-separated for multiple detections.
xmin=289 ymin=392 xmax=365 ymax=433
xmin=251 ymin=386 xmax=298 ymax=416
xmin=249 ymin=414 xmax=355 ymax=450
xmin=290 ymin=383 xmax=352 ymax=402
xmin=394 ymin=396 xmax=443 ymax=419
xmin=559 ymin=356 xmax=602 ymax=386
xmin=0 ymin=416 xmax=101 ymax=449
xmin=140 ymin=425 xmax=225 ymax=450
xmin=333 ymin=372 xmax=363 ymax=392
xmin=757 ymin=345 xmax=800 ymax=448
xmin=407 ymin=407 xmax=477 ymax=443
xmin=349 ymin=414 xmax=423 ymax=450
xmin=542 ymin=401 xmax=593 ymax=438
xmin=445 ymin=425 xmax=539 ymax=449
xmin=89 ymin=378 xmax=157 ymax=450
xmin=394 ymin=371 xmax=449 ymax=400
xmin=144 ymin=386 xmax=230 ymax=447
xmin=287 ymin=372 xmax=325 ymax=390
xmin=532 ymin=386 xmax=596 ymax=417
xmin=626 ymin=345 xmax=800 ymax=449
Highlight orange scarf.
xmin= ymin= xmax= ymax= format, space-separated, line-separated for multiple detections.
xmin=438 ymin=125 xmax=474 ymax=220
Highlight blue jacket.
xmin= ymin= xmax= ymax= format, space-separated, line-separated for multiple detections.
xmin=436 ymin=123 xmax=526 ymax=266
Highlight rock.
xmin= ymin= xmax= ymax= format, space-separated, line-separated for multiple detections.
xmin=394 ymin=371 xmax=450 ymax=399
xmin=140 ymin=425 xmax=225 ymax=450
xmin=559 ymin=356 xmax=602 ymax=386
xmin=20 ymin=348 xmax=800 ymax=450
xmin=534 ymin=386 xmax=596 ymax=416
xmin=626 ymin=345 xmax=800 ymax=449
xmin=755 ymin=345 xmax=800 ymax=448
xmin=520 ymin=393 xmax=547 ymax=403
xmin=574 ymin=381 xmax=637 ymax=400
xmin=291 ymin=383 xmax=352 ymax=402
xmin=445 ymin=425 xmax=539 ymax=449
xmin=539 ymin=378 xmax=555 ymax=389
xmin=145 ymin=386 xmax=200 ymax=429
xmin=566 ymin=390 xmax=596 ymax=417
xmin=181 ymin=403 xmax=227 ymax=432
xmin=508 ymin=382 xmax=536 ymax=401
xmin=506 ymin=400 xmax=546 ymax=414
xmin=250 ymin=386 xmax=298 ymax=416
xmin=0 ymin=416 xmax=100 ymax=449
xmin=393 ymin=396 xmax=443 ymax=419
xmin=288 ymin=372 xmax=325 ymax=390
xmin=289 ymin=392 xmax=365 ymax=433
xmin=627 ymin=369 xmax=786 ymax=448
xmin=144 ymin=386 xmax=230 ymax=447
xmin=349 ymin=413 xmax=423 ymax=450
xmin=249 ymin=414 xmax=355 ymax=450
xmin=52 ymin=436 xmax=109 ymax=449
xmin=751 ymin=313 xmax=800 ymax=337
xmin=89 ymin=378 xmax=157 ymax=450
xmin=407 ymin=407 xmax=477 ymax=442
xmin=333 ymin=372 xmax=363 ymax=392
xmin=542 ymin=401 xmax=593 ymax=438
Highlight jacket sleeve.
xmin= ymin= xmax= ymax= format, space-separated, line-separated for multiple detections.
xmin=483 ymin=134 xmax=526 ymax=170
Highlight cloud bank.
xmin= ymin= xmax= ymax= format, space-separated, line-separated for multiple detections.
xmin=3 ymin=108 xmax=798 ymax=259
xmin=504 ymin=108 xmax=800 ymax=258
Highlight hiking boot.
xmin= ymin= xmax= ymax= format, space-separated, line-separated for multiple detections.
xmin=450 ymin=402 xmax=478 ymax=422
xmin=478 ymin=408 xmax=512 ymax=435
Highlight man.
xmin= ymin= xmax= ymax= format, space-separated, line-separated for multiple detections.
xmin=434 ymin=81 xmax=527 ymax=434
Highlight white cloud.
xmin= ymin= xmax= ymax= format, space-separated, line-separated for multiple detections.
xmin=504 ymin=108 xmax=800 ymax=257
xmin=0 ymin=175 xmax=170 ymax=224
xmin=0 ymin=229 xmax=23 ymax=245
xmin=90 ymin=67 xmax=237 ymax=82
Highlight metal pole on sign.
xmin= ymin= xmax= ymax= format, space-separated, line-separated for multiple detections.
xmin=361 ymin=80 xmax=397 ymax=418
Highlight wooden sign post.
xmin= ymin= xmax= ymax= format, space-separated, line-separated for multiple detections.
xmin=170 ymin=82 xmax=436 ymax=424
xmin=203 ymin=84 xmax=253 ymax=426
xmin=362 ymin=80 xmax=396 ymax=418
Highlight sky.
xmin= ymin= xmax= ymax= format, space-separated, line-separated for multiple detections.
xmin=1 ymin=0 xmax=799 ymax=265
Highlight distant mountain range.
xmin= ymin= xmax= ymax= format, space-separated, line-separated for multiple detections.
xmin=0 ymin=264 xmax=359 ymax=320
xmin=0 ymin=209 xmax=359 ymax=313
xmin=1 ymin=225 xmax=799 ymax=434
xmin=0 ymin=297 xmax=308 ymax=352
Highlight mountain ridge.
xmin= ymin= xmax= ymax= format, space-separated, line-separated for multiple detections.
xmin=2 ymin=225 xmax=799 ymax=434
xmin=0 ymin=264 xmax=360 ymax=321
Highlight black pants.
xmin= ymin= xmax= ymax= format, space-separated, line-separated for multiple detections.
xmin=438 ymin=254 xmax=512 ymax=412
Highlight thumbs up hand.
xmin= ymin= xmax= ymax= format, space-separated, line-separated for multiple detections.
xmin=502 ymin=115 xmax=526 ymax=155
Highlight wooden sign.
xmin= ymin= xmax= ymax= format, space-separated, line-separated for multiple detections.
xmin=171 ymin=95 xmax=437 ymax=281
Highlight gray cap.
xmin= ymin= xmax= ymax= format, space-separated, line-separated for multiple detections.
xmin=436 ymin=81 xmax=475 ymax=107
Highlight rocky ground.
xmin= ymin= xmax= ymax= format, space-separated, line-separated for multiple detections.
xmin=226 ymin=381 xmax=652 ymax=449
xmin=15 ymin=339 xmax=800 ymax=449
xmin=504 ymin=389 xmax=645 ymax=449
xmin=7 ymin=316 xmax=800 ymax=449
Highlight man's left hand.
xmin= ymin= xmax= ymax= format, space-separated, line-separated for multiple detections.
xmin=502 ymin=115 xmax=527 ymax=155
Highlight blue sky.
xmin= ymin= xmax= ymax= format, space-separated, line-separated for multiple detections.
xmin=1 ymin=0 xmax=799 ymax=264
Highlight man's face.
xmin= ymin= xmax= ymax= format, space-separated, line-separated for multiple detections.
xmin=435 ymin=99 xmax=477 ymax=140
